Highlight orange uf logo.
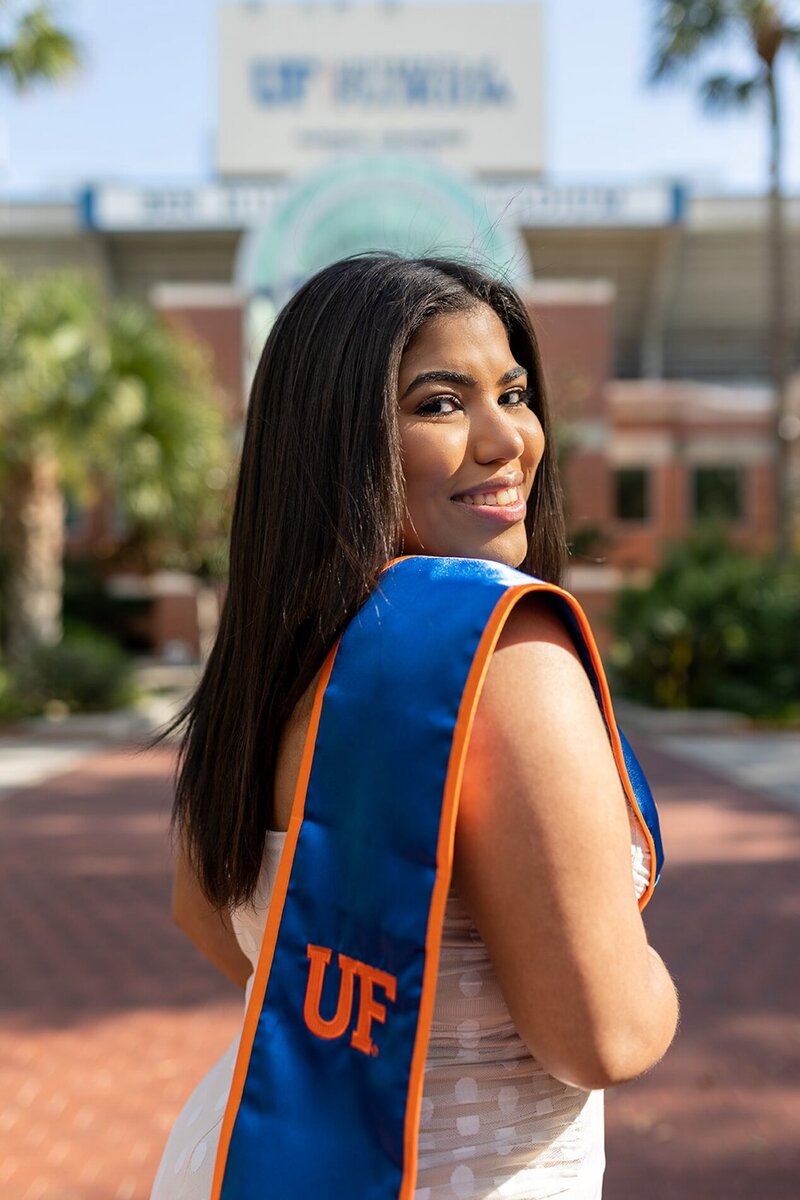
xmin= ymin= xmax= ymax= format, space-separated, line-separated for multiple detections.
xmin=303 ymin=943 xmax=397 ymax=1057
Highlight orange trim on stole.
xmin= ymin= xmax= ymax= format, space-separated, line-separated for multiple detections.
xmin=209 ymin=638 xmax=341 ymax=1200
xmin=210 ymin=574 xmax=657 ymax=1200
xmin=548 ymin=585 xmax=659 ymax=909
xmin=396 ymin=580 xmax=657 ymax=1200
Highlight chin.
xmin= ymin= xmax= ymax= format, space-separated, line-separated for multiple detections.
xmin=434 ymin=535 xmax=529 ymax=570
xmin=401 ymin=521 xmax=529 ymax=569
xmin=465 ymin=526 xmax=528 ymax=568
xmin=477 ymin=545 xmax=527 ymax=570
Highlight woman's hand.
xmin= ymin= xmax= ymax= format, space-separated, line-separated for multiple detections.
xmin=453 ymin=593 xmax=679 ymax=1091
xmin=171 ymin=835 xmax=253 ymax=990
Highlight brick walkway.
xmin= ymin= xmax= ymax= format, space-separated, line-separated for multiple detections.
xmin=0 ymin=736 xmax=798 ymax=1199
xmin=0 ymin=746 xmax=241 ymax=1200
xmin=604 ymin=742 xmax=800 ymax=1199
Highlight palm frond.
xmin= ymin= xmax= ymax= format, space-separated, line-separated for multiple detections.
xmin=1 ymin=267 xmax=234 ymax=576
xmin=0 ymin=3 xmax=79 ymax=90
xmin=779 ymin=21 xmax=800 ymax=52
xmin=700 ymin=71 xmax=761 ymax=109
xmin=649 ymin=0 xmax=734 ymax=82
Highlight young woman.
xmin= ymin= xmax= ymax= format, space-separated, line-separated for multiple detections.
xmin=149 ymin=254 xmax=678 ymax=1200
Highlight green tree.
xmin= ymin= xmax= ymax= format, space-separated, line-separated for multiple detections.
xmin=610 ymin=527 xmax=800 ymax=717
xmin=648 ymin=0 xmax=800 ymax=564
xmin=0 ymin=1 xmax=79 ymax=89
xmin=0 ymin=267 xmax=233 ymax=667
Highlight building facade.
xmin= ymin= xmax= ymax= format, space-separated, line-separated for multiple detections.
xmin=2 ymin=0 xmax=799 ymax=656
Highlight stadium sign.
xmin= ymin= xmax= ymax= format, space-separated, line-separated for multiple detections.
xmin=217 ymin=2 xmax=545 ymax=177
xmin=251 ymin=57 xmax=513 ymax=109
xmin=80 ymin=180 xmax=685 ymax=234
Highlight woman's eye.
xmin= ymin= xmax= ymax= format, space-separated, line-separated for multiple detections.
xmin=501 ymin=388 xmax=533 ymax=407
xmin=416 ymin=395 xmax=461 ymax=416
xmin=415 ymin=389 xmax=533 ymax=416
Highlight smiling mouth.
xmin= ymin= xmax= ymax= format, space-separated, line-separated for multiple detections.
xmin=450 ymin=485 xmax=527 ymax=525
xmin=452 ymin=485 xmax=522 ymax=507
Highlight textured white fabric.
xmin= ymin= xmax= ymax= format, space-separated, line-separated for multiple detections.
xmin=150 ymin=806 xmax=651 ymax=1200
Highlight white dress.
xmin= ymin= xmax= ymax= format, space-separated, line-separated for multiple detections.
xmin=150 ymin=809 xmax=652 ymax=1200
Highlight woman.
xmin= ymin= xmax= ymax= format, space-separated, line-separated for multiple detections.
xmin=149 ymin=254 xmax=678 ymax=1199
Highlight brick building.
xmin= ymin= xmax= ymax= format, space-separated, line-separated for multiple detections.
xmin=2 ymin=180 xmax=799 ymax=657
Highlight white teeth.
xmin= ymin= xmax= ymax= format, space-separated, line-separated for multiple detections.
xmin=455 ymin=486 xmax=520 ymax=507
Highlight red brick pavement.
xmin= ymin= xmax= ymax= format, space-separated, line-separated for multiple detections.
xmin=0 ymin=736 xmax=798 ymax=1199
xmin=0 ymin=746 xmax=242 ymax=1200
xmin=604 ymin=742 xmax=800 ymax=1200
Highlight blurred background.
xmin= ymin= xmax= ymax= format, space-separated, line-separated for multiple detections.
xmin=0 ymin=2 xmax=798 ymax=1198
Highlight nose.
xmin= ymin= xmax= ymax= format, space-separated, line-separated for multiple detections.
xmin=470 ymin=398 xmax=526 ymax=465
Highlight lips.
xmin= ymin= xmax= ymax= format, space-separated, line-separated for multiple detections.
xmin=450 ymin=484 xmax=527 ymax=526
xmin=452 ymin=485 xmax=522 ymax=508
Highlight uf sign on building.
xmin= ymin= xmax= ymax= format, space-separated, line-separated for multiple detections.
xmin=217 ymin=2 xmax=544 ymax=178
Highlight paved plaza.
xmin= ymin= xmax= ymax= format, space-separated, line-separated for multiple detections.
xmin=0 ymin=725 xmax=798 ymax=1199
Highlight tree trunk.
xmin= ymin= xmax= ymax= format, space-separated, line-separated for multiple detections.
xmin=766 ymin=65 xmax=794 ymax=565
xmin=0 ymin=449 xmax=65 ymax=669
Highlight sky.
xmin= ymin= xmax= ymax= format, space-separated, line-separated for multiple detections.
xmin=1 ymin=0 xmax=800 ymax=197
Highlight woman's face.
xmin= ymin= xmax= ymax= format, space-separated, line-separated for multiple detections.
xmin=396 ymin=303 xmax=546 ymax=568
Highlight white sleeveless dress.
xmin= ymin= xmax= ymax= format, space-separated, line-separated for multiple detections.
xmin=150 ymin=809 xmax=652 ymax=1200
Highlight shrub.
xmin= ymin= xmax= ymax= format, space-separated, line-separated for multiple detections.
xmin=0 ymin=665 xmax=40 ymax=720
xmin=63 ymin=561 xmax=153 ymax=651
xmin=9 ymin=627 xmax=137 ymax=714
xmin=609 ymin=529 xmax=800 ymax=719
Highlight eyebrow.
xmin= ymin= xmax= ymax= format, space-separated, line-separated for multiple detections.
xmin=400 ymin=365 xmax=528 ymax=401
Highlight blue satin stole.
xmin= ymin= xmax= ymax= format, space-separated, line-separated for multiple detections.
xmin=212 ymin=555 xmax=664 ymax=1200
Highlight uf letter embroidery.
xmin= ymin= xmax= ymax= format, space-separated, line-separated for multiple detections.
xmin=303 ymin=943 xmax=397 ymax=1057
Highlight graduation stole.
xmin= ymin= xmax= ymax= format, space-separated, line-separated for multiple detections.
xmin=211 ymin=555 xmax=664 ymax=1200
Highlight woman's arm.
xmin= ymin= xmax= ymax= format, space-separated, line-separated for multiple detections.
xmin=171 ymin=835 xmax=253 ymax=990
xmin=453 ymin=595 xmax=679 ymax=1091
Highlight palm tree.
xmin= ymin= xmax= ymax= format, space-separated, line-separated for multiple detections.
xmin=0 ymin=268 xmax=233 ymax=668
xmin=0 ymin=2 xmax=79 ymax=89
xmin=102 ymin=299 xmax=235 ymax=580
xmin=648 ymin=0 xmax=800 ymax=564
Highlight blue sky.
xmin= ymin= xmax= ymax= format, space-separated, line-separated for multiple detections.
xmin=2 ymin=0 xmax=800 ymax=196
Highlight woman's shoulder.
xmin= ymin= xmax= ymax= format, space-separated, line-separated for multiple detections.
xmin=494 ymin=588 xmax=579 ymax=652
xmin=457 ymin=588 xmax=619 ymax=887
xmin=379 ymin=556 xmax=579 ymax=640
xmin=453 ymin=589 xmax=665 ymax=1090
xmin=466 ymin=592 xmax=596 ymax=767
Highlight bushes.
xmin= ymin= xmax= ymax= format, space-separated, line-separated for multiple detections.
xmin=4 ymin=627 xmax=137 ymax=715
xmin=0 ymin=556 xmax=141 ymax=719
xmin=609 ymin=531 xmax=800 ymax=719
xmin=0 ymin=665 xmax=41 ymax=720
xmin=63 ymin=560 xmax=153 ymax=651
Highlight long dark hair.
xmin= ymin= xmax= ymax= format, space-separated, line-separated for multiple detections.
xmin=147 ymin=253 xmax=567 ymax=910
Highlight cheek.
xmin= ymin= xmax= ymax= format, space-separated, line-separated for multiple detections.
xmin=522 ymin=413 xmax=545 ymax=465
xmin=400 ymin=424 xmax=465 ymax=492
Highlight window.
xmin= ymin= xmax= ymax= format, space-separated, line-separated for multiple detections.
xmin=693 ymin=466 xmax=743 ymax=522
xmin=64 ymin=489 xmax=87 ymax=535
xmin=614 ymin=468 xmax=649 ymax=522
